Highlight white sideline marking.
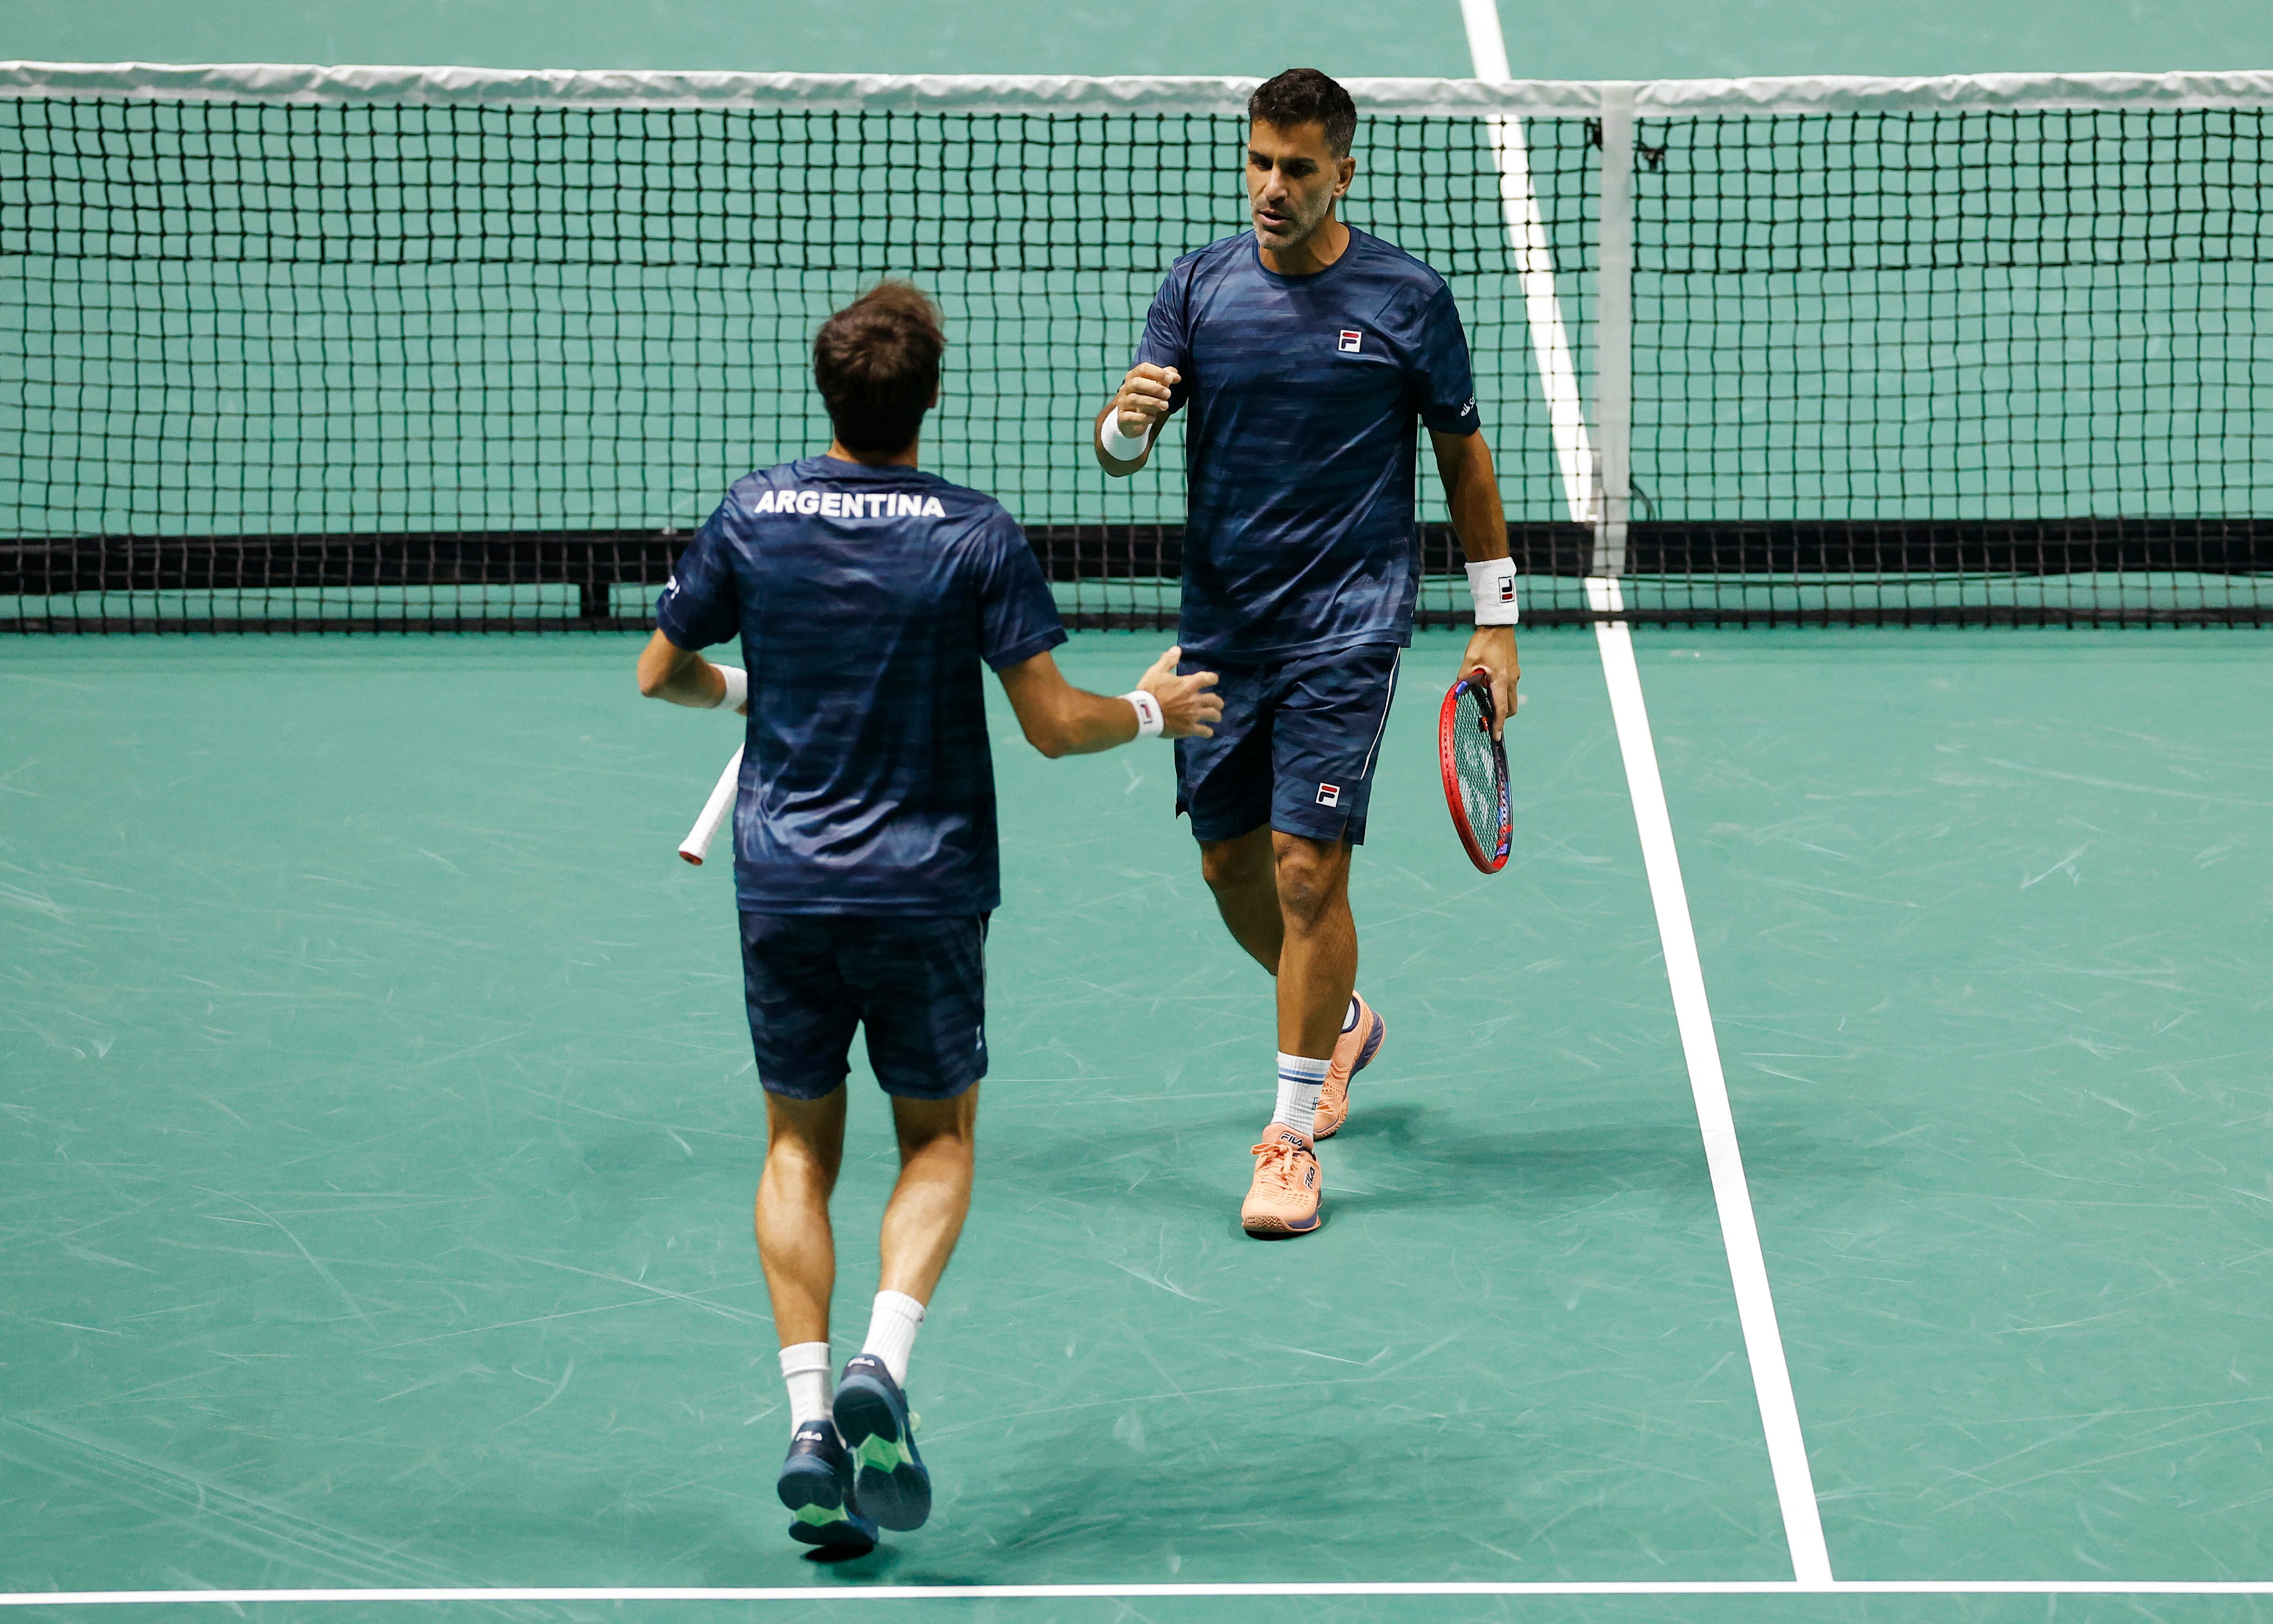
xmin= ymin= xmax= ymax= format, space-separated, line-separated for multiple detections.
xmin=7 ymin=1582 xmax=2273 ymax=1605
xmin=1587 ymin=575 xmax=1833 ymax=1584
xmin=1463 ymin=0 xmax=1596 ymax=524
xmin=1464 ymin=0 xmax=1830 ymax=1581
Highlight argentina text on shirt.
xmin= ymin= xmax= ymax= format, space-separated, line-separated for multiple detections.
xmin=753 ymin=488 xmax=948 ymax=519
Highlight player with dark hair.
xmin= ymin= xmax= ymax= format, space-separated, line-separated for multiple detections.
xmin=640 ymin=280 xmax=1220 ymax=1554
xmin=1093 ymin=68 xmax=1520 ymax=1238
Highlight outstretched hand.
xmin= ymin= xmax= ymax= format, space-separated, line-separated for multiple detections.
xmin=1460 ymin=625 xmax=1519 ymax=740
xmin=1139 ymin=646 xmax=1222 ymax=739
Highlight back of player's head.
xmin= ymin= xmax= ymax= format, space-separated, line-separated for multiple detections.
xmin=813 ymin=281 xmax=945 ymax=457
xmin=1248 ymin=68 xmax=1357 ymax=158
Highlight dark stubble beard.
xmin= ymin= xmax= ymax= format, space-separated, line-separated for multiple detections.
xmin=1254 ymin=183 xmax=1334 ymax=253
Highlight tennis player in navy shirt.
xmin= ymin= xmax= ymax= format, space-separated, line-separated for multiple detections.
xmin=639 ymin=282 xmax=1219 ymax=1555
xmin=1094 ymin=69 xmax=1522 ymax=1239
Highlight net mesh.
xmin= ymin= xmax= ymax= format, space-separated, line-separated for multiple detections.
xmin=0 ymin=81 xmax=2266 ymax=630
xmin=1623 ymin=106 xmax=2273 ymax=623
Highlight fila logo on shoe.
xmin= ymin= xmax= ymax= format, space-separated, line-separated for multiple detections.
xmin=1317 ymin=783 xmax=1341 ymax=806
xmin=1337 ymin=330 xmax=1363 ymax=353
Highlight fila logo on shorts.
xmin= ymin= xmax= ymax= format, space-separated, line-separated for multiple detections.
xmin=1337 ymin=330 xmax=1363 ymax=353
xmin=753 ymin=487 xmax=946 ymax=519
xmin=1317 ymin=783 xmax=1341 ymax=807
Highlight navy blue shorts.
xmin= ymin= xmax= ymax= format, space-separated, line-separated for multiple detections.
xmin=738 ymin=912 xmax=989 ymax=1101
xmin=1174 ymin=644 xmax=1402 ymax=846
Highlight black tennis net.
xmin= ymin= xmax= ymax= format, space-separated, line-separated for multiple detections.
xmin=2 ymin=67 xmax=2268 ymax=629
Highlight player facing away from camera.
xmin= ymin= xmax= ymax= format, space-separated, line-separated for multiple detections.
xmin=1094 ymin=68 xmax=1520 ymax=1238
xmin=639 ymin=282 xmax=1220 ymax=1554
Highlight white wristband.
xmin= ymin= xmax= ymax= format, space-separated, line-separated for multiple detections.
xmin=1099 ymin=413 xmax=1154 ymax=462
xmin=711 ymin=665 xmax=749 ymax=710
xmin=1466 ymin=560 xmax=1521 ymax=625
xmin=1122 ymin=689 xmax=1165 ymax=738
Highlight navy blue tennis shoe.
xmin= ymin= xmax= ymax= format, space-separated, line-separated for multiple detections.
xmin=776 ymin=1421 xmax=878 ymax=1554
xmin=832 ymin=1355 xmax=931 ymax=1530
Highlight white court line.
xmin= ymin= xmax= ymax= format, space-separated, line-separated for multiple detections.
xmin=8 ymin=1581 xmax=2273 ymax=1605
xmin=1464 ymin=0 xmax=1833 ymax=1581
xmin=1462 ymin=0 xmax=1596 ymax=525
xmin=1587 ymin=577 xmax=1833 ymax=1583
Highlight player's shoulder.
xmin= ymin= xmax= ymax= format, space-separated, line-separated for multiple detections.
xmin=722 ymin=458 xmax=809 ymax=515
xmin=922 ymin=473 xmax=1017 ymax=529
xmin=1165 ymin=231 xmax=1260 ymax=287
xmin=1345 ymin=227 xmax=1453 ymax=299
xmin=1181 ymin=232 xmax=1254 ymax=269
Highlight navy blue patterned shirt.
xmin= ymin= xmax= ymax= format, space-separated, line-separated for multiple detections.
xmin=656 ymin=456 xmax=1066 ymax=916
xmin=1133 ymin=226 xmax=1480 ymax=659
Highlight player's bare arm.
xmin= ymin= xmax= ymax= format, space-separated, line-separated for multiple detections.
xmin=1432 ymin=426 xmax=1520 ymax=740
xmin=998 ymin=645 xmax=1222 ymax=756
xmin=1093 ymin=363 xmax=1181 ymax=474
xmin=636 ymin=629 xmax=749 ymax=714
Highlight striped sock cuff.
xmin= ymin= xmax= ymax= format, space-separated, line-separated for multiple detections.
xmin=1274 ymin=1052 xmax=1330 ymax=1139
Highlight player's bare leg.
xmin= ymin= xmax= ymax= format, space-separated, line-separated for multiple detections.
xmin=1270 ymin=832 xmax=1357 ymax=1058
xmin=877 ymin=1089 xmax=980 ymax=1304
xmin=755 ymin=1086 xmax=879 ymax=1551
xmin=1204 ymin=829 xmax=1384 ymax=1235
xmin=755 ymin=1086 xmax=848 ymax=1345
xmin=832 ymin=1088 xmax=979 ymax=1533
xmin=1201 ymin=826 xmax=1283 ymax=971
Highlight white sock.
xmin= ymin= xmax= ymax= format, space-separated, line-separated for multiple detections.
xmin=1342 ymin=996 xmax=1361 ymax=1035
xmin=1273 ymin=1052 xmax=1331 ymax=1141
xmin=779 ymin=1341 xmax=833 ymax=1433
xmin=861 ymin=1290 xmax=926 ymax=1387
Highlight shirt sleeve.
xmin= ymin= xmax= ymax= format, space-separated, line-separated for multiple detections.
xmin=653 ymin=497 xmax=744 ymax=650
xmin=972 ymin=511 xmax=1069 ymax=673
xmin=1411 ymin=283 xmax=1482 ymax=437
xmin=1131 ymin=265 xmax=1194 ymax=415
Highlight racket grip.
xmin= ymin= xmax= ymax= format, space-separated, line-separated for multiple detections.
xmin=678 ymin=745 xmax=744 ymax=866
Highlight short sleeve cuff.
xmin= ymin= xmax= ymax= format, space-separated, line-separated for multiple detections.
xmin=653 ymin=594 xmax=706 ymax=649
xmin=1423 ymin=403 xmax=1483 ymax=437
xmin=983 ymin=622 xmax=1069 ymax=674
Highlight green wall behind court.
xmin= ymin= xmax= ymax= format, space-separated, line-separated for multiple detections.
xmin=3 ymin=0 xmax=2268 ymax=80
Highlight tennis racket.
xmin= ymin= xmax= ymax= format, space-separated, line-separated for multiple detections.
xmin=678 ymin=745 xmax=744 ymax=866
xmin=1438 ymin=668 xmax=1511 ymax=874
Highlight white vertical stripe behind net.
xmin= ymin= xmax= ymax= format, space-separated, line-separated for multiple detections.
xmin=1461 ymin=0 xmax=1834 ymax=1585
xmin=1460 ymin=0 xmax=1596 ymax=526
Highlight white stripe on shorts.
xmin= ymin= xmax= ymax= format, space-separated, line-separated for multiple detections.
xmin=1358 ymin=651 xmax=1402 ymax=780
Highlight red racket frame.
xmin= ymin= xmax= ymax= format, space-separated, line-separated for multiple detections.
xmin=1438 ymin=667 xmax=1512 ymax=874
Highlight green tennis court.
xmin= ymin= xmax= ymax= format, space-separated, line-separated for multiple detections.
xmin=5 ymin=629 xmax=2272 ymax=1619
xmin=6 ymin=0 xmax=2273 ymax=1615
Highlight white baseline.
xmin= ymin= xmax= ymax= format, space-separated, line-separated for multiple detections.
xmin=6 ymin=1581 xmax=2273 ymax=1605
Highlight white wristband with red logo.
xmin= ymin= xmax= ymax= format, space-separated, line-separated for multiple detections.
xmin=1122 ymin=689 xmax=1165 ymax=738
xmin=1466 ymin=560 xmax=1521 ymax=625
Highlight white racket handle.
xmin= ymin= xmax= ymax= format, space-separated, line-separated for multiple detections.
xmin=678 ymin=745 xmax=744 ymax=866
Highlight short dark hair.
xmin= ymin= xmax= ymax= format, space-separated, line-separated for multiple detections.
xmin=1247 ymin=68 xmax=1358 ymax=159
xmin=812 ymin=281 xmax=945 ymax=456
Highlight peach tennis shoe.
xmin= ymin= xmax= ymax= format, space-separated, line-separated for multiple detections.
xmin=1312 ymin=993 xmax=1386 ymax=1141
xmin=1241 ymin=1126 xmax=1323 ymax=1237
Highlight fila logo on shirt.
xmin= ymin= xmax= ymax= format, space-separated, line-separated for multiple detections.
xmin=1337 ymin=330 xmax=1363 ymax=353
xmin=752 ymin=487 xmax=946 ymax=519
xmin=1316 ymin=782 xmax=1341 ymax=807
